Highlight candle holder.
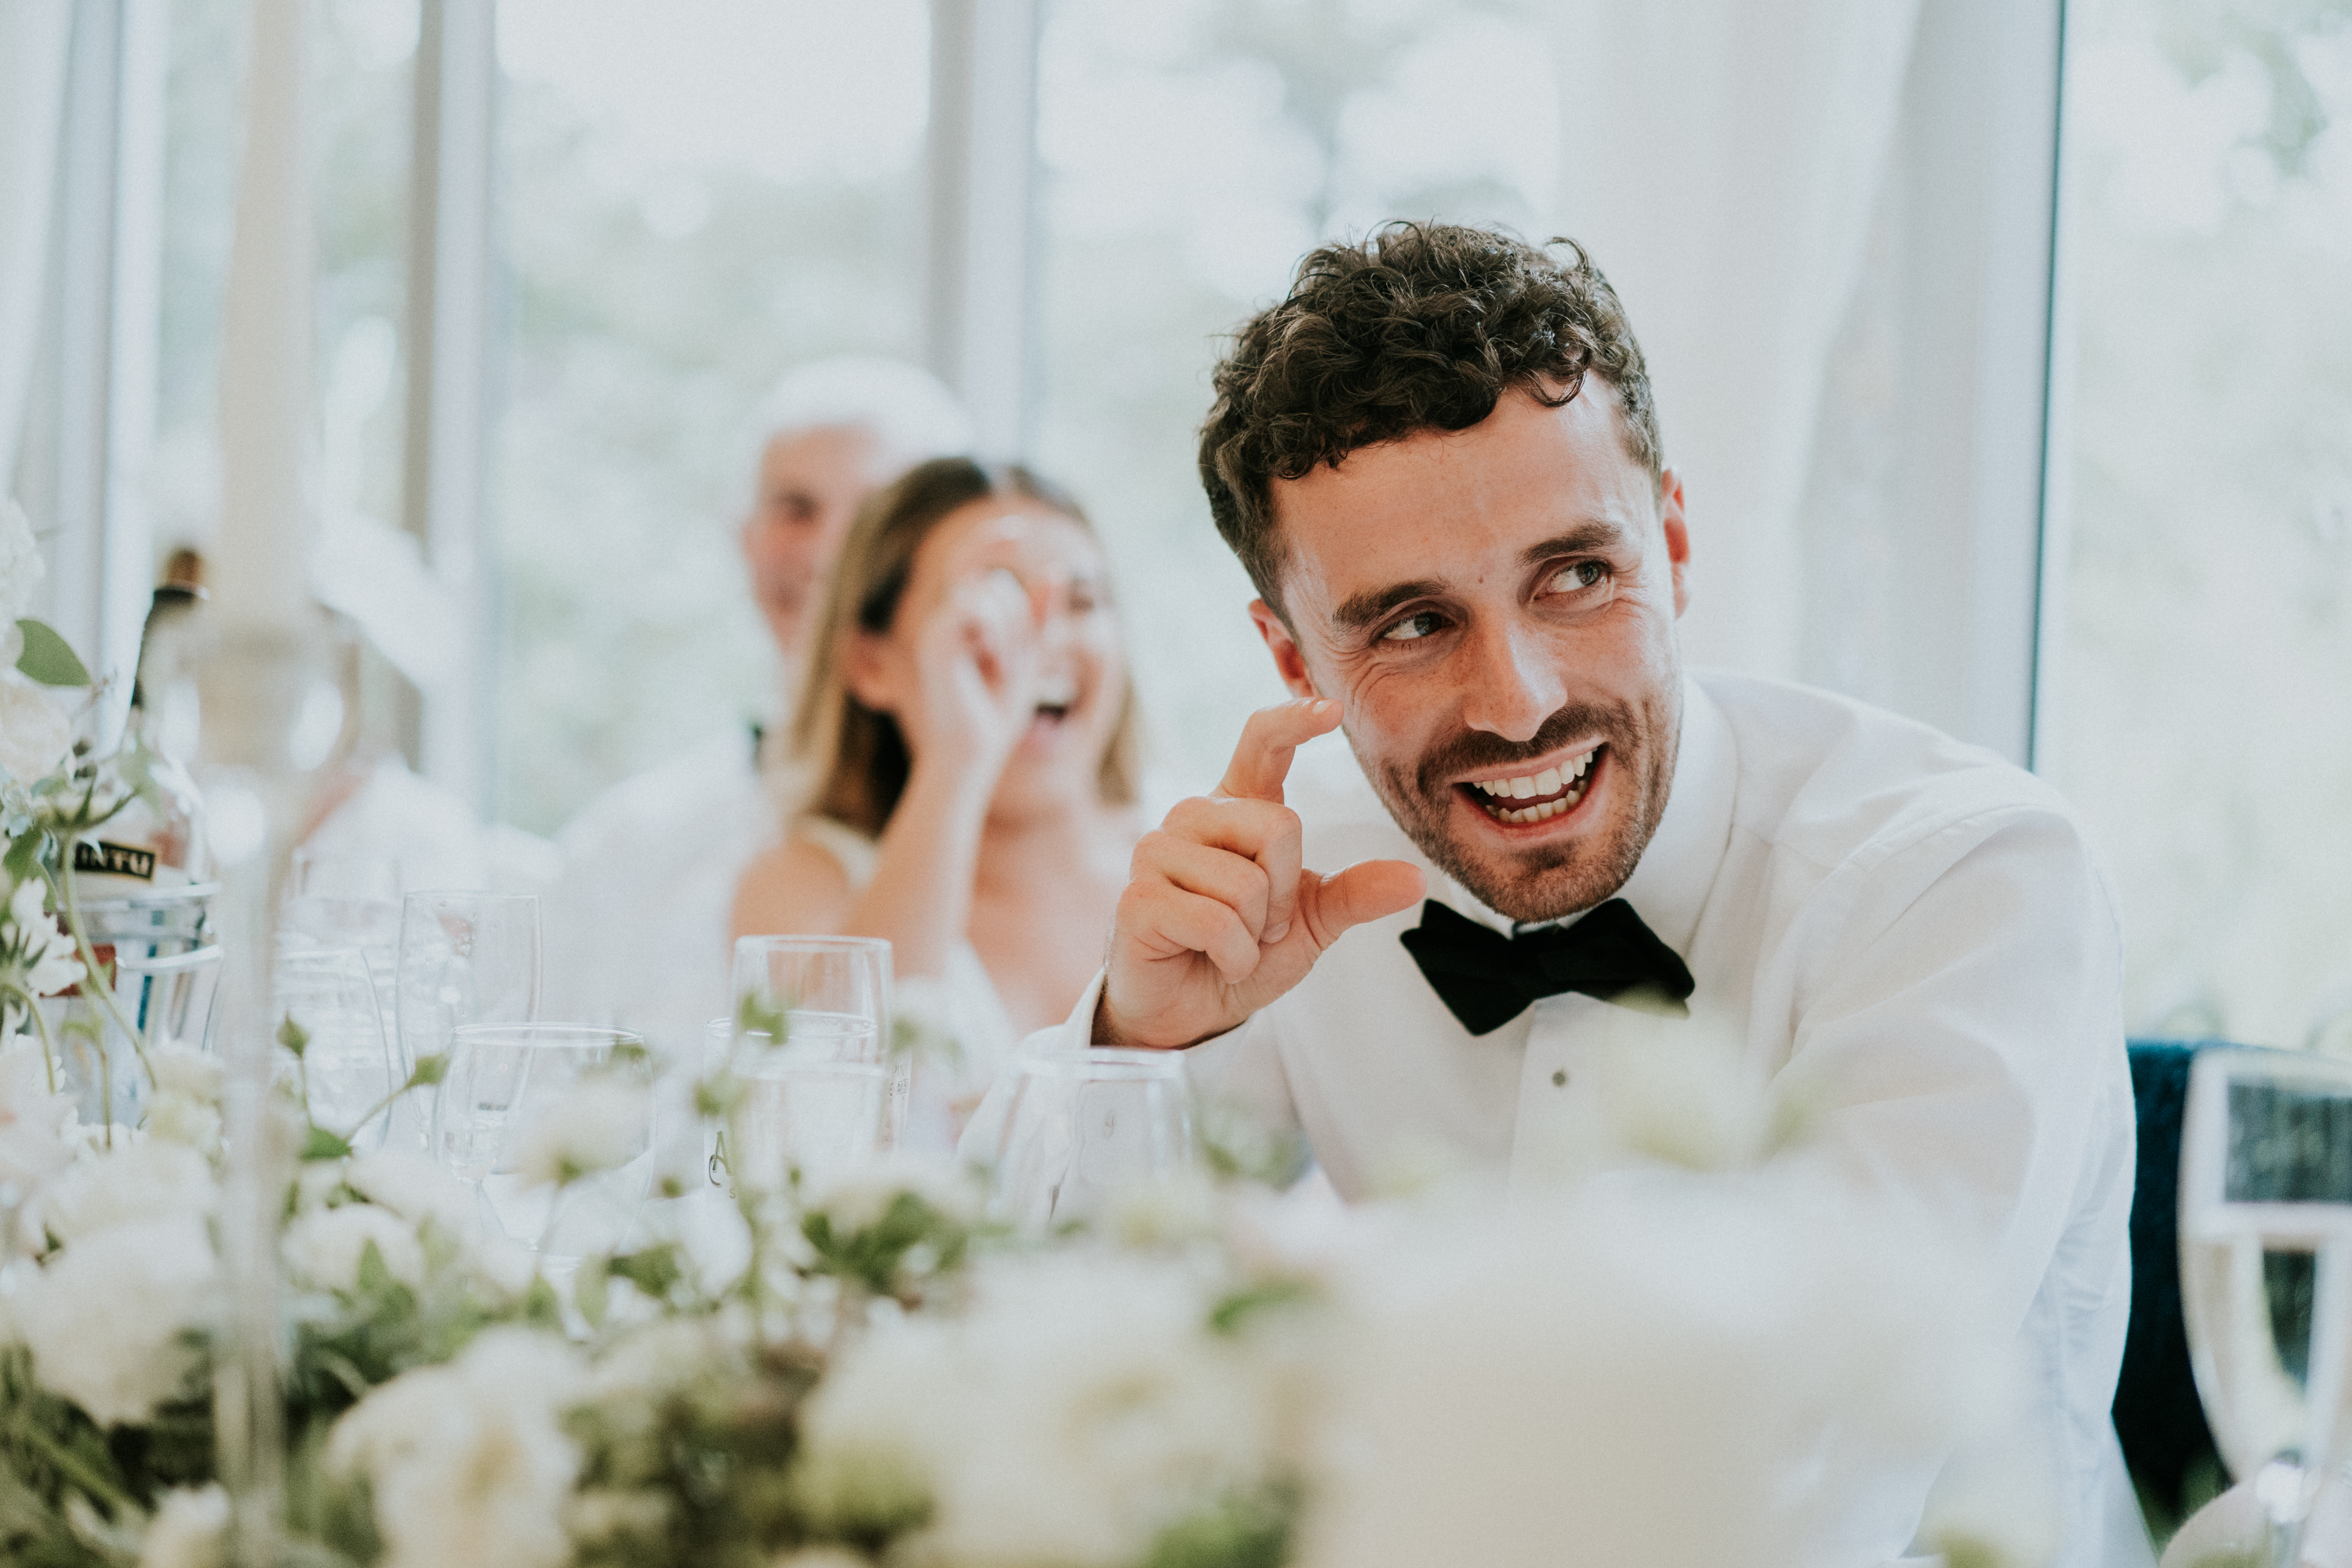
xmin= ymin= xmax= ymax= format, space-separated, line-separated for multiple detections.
xmin=192 ymin=615 xmax=349 ymax=1564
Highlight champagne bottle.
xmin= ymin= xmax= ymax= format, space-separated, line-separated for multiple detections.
xmin=70 ymin=575 xmax=210 ymax=899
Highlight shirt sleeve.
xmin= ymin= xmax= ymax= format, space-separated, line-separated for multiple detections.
xmin=1783 ymin=803 xmax=2130 ymax=1320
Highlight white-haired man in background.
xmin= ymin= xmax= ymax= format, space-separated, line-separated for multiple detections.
xmin=546 ymin=357 xmax=971 ymax=1058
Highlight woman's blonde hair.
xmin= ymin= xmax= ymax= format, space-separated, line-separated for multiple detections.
xmin=792 ymin=458 xmax=1141 ymax=836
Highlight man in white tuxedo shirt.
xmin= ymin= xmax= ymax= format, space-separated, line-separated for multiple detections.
xmin=546 ymin=359 xmax=970 ymax=1067
xmin=1033 ymin=227 xmax=2144 ymax=1564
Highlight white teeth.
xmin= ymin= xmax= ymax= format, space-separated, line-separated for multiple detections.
xmin=1488 ymin=782 xmax=1586 ymax=824
xmin=1535 ymin=767 xmax=1562 ymax=795
xmin=1575 ymin=750 xmax=1593 ymax=777
xmin=1509 ymin=776 xmax=1536 ymax=800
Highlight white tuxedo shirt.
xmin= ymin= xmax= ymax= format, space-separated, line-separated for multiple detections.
xmin=1018 ymin=670 xmax=2144 ymax=1566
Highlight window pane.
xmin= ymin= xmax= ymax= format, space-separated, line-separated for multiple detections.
xmin=1031 ymin=0 xmax=1559 ymax=787
xmin=2052 ymin=2 xmax=2352 ymax=1046
xmin=492 ymin=0 xmax=929 ymax=832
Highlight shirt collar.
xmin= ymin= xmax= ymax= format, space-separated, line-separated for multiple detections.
xmin=1605 ymin=673 xmax=1736 ymax=956
xmin=1455 ymin=672 xmax=1734 ymax=956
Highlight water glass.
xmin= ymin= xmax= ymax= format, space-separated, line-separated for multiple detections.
xmin=988 ymin=1048 xmax=1195 ymax=1232
xmin=272 ymin=946 xmax=398 ymax=1149
xmin=2181 ymin=1048 xmax=2352 ymax=1559
xmin=726 ymin=1025 xmax=893 ymax=1194
xmin=432 ymin=1023 xmax=653 ymax=1257
xmin=728 ymin=935 xmax=894 ymax=1182
xmin=396 ymin=890 xmax=540 ymax=1079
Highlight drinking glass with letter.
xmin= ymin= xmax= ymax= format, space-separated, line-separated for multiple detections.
xmin=727 ymin=935 xmax=894 ymax=1193
xmin=2181 ymin=1047 xmax=2352 ymax=1565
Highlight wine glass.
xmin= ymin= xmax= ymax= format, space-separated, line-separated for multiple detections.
xmin=2181 ymin=1047 xmax=2352 ymax=1564
xmin=395 ymin=890 xmax=540 ymax=1077
xmin=431 ymin=1023 xmax=653 ymax=1258
xmin=272 ymin=946 xmax=399 ymax=1150
xmin=726 ymin=937 xmax=894 ymax=1193
xmin=987 ymin=1048 xmax=1196 ymax=1232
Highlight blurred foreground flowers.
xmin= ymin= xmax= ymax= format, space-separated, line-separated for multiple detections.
xmin=0 ymin=1009 xmax=2057 ymax=1568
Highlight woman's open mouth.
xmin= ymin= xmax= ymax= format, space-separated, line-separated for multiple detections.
xmin=1459 ymin=744 xmax=1602 ymax=825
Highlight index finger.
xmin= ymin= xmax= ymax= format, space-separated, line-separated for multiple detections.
xmin=1218 ymin=697 xmax=1342 ymax=804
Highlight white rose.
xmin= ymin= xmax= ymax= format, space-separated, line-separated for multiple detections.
xmin=511 ymin=1076 xmax=648 ymax=1186
xmin=283 ymin=1202 xmax=425 ymax=1294
xmin=16 ymin=1215 xmax=215 ymax=1426
xmin=800 ymin=1153 xmax=980 ymax=1234
xmin=0 ymin=498 xmax=42 ymax=627
xmin=3 ymin=874 xmax=83 ymax=996
xmin=345 ymin=1146 xmax=477 ymax=1234
xmin=799 ymin=1254 xmax=1276 ymax=1568
xmin=38 ymin=1138 xmax=214 ymax=1245
xmin=0 ymin=678 xmax=73 ymax=784
xmin=148 ymin=1045 xmax=223 ymax=1104
xmin=138 ymin=1484 xmax=229 ymax=1568
xmin=1300 ymin=1167 xmax=2006 ymax=1568
xmin=144 ymin=1092 xmax=222 ymax=1156
xmin=329 ymin=1326 xmax=584 ymax=1568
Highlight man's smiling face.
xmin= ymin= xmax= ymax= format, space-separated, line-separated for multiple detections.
xmin=1250 ymin=380 xmax=1691 ymax=924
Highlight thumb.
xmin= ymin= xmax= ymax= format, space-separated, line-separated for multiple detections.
xmin=1301 ymin=858 xmax=1426 ymax=949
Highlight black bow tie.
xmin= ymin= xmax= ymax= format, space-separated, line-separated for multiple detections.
xmin=1399 ymin=898 xmax=1695 ymax=1036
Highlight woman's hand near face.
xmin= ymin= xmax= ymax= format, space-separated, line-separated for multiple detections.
xmin=909 ymin=535 xmax=1057 ymax=780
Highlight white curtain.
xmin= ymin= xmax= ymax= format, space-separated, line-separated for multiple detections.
xmin=0 ymin=0 xmax=73 ymax=497
xmin=1544 ymin=0 xmax=1921 ymax=681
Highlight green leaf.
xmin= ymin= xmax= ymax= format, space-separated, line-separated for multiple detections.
xmin=277 ymin=1012 xmax=310 ymax=1057
xmin=2 ymin=833 xmax=43 ymax=884
xmin=736 ymin=989 xmax=788 ymax=1045
xmin=522 ymin=1275 xmax=563 ymax=1329
xmin=301 ymin=1126 xmax=352 ymax=1161
xmin=13 ymin=620 xmax=88 ymax=687
xmin=608 ymin=1245 xmax=683 ymax=1300
xmin=1209 ymin=1279 xmax=1316 ymax=1337
xmin=406 ymin=1052 xmax=448 ymax=1089
xmin=574 ymin=1260 xmax=608 ymax=1329
xmin=355 ymin=1238 xmax=392 ymax=1296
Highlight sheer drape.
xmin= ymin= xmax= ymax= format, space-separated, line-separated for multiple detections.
xmin=0 ymin=0 xmax=73 ymax=494
xmin=1546 ymin=0 xmax=1921 ymax=682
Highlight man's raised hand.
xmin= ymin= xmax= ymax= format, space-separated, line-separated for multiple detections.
xmin=1098 ymin=698 xmax=1425 ymax=1049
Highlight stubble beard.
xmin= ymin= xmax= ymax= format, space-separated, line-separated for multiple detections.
xmin=1357 ymin=685 xmax=1683 ymax=925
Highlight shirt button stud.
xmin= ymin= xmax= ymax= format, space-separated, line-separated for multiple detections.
xmin=1551 ymin=1069 xmax=1568 ymax=1088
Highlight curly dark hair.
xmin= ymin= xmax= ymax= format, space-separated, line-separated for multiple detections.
xmin=1198 ymin=222 xmax=1663 ymax=614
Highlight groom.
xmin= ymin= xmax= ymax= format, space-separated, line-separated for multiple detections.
xmin=1063 ymin=225 xmax=2138 ymax=1563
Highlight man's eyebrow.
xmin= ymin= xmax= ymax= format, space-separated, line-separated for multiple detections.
xmin=1519 ymin=521 xmax=1628 ymax=565
xmin=1333 ymin=579 xmax=1447 ymax=632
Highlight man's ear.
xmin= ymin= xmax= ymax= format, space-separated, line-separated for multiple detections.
xmin=1248 ymin=600 xmax=1320 ymax=700
xmin=1658 ymin=467 xmax=1691 ymax=618
xmin=842 ymin=631 xmax=897 ymax=712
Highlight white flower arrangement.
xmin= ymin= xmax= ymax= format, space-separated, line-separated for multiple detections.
xmin=0 ymin=829 xmax=2055 ymax=1568
xmin=14 ymin=1214 xmax=217 ymax=1427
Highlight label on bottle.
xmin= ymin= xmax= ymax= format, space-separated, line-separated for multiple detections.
xmin=72 ymin=841 xmax=158 ymax=881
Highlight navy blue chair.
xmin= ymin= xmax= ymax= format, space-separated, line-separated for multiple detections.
xmin=2114 ymin=1039 xmax=2235 ymax=1516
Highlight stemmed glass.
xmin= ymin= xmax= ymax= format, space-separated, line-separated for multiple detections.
xmin=394 ymin=890 xmax=540 ymax=1076
xmin=431 ymin=1023 xmax=654 ymax=1258
xmin=2181 ymin=1048 xmax=2352 ymax=1566
xmin=987 ymin=1048 xmax=1196 ymax=1232
xmin=272 ymin=946 xmax=400 ymax=1150
xmin=726 ymin=936 xmax=892 ymax=1193
xmin=281 ymin=850 xmax=404 ymax=987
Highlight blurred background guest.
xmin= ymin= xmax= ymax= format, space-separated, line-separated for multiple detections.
xmin=544 ymin=357 xmax=970 ymax=1057
xmin=731 ymin=458 xmax=1143 ymax=1146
